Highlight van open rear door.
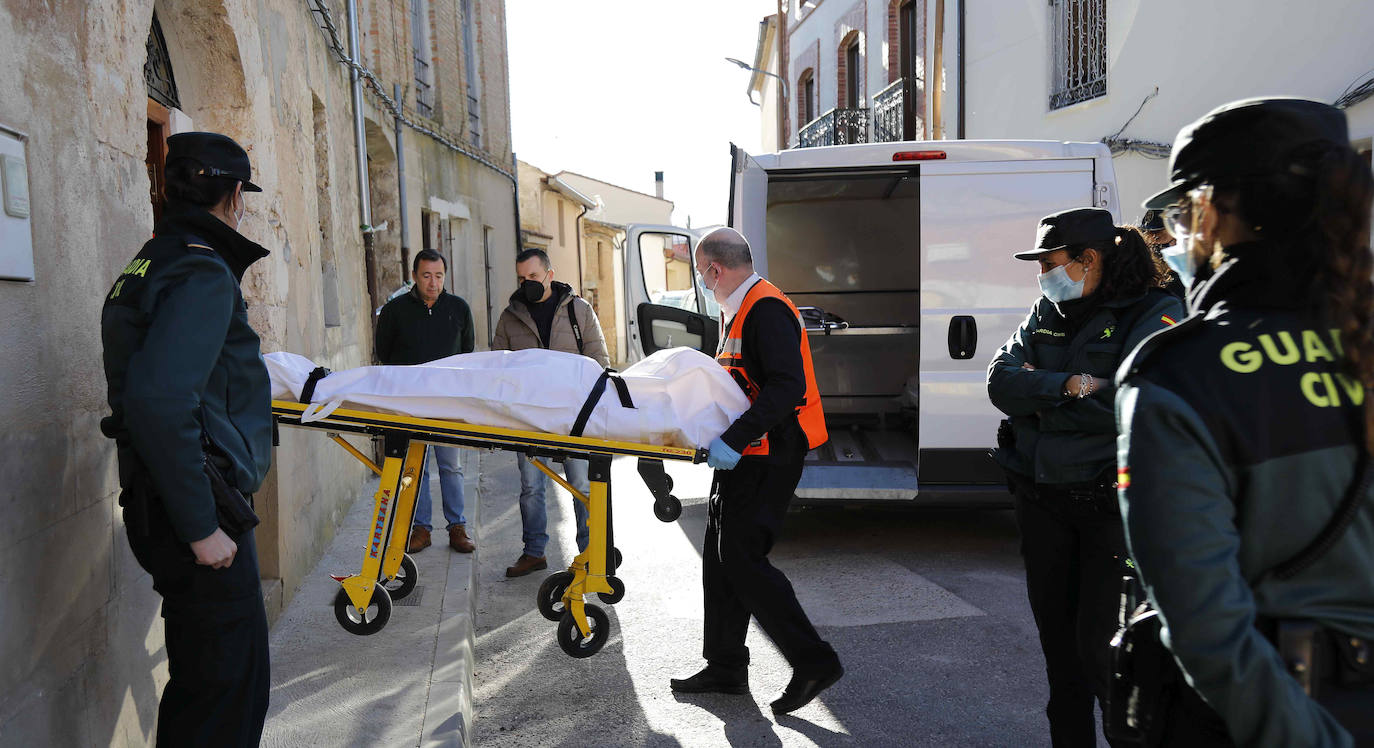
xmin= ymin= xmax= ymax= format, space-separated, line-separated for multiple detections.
xmin=622 ymin=225 xmax=718 ymax=364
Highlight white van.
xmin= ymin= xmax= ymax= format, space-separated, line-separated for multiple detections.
xmin=623 ymin=140 xmax=1121 ymax=505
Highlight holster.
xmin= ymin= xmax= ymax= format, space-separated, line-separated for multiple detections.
xmin=203 ymin=453 xmax=259 ymax=536
xmin=1270 ymin=619 xmax=1374 ymax=698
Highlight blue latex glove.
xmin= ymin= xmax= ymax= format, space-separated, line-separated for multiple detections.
xmin=706 ymin=437 xmax=742 ymax=470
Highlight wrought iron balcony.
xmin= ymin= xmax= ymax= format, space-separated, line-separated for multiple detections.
xmin=873 ymin=79 xmax=904 ymax=143
xmin=797 ymin=107 xmax=870 ymax=148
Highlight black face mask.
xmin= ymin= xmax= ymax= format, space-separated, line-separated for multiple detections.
xmin=521 ymin=279 xmax=546 ymax=304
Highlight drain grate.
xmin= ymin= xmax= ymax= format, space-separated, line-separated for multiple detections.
xmin=393 ymin=587 xmax=424 ymax=606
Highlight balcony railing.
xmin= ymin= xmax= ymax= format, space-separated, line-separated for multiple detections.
xmin=797 ymin=107 xmax=870 ymax=148
xmin=873 ymin=79 xmax=904 ymax=143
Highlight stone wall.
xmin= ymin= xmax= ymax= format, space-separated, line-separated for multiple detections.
xmin=0 ymin=0 xmax=515 ymax=743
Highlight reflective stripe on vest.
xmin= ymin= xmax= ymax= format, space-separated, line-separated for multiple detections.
xmin=716 ymin=279 xmax=828 ymax=455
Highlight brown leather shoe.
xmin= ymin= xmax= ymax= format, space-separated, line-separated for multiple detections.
xmin=448 ymin=524 xmax=475 ymax=553
xmin=407 ymin=525 xmax=431 ymax=553
xmin=505 ymin=553 xmax=548 ymax=578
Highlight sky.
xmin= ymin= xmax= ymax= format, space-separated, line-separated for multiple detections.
xmin=507 ymin=0 xmax=778 ymax=228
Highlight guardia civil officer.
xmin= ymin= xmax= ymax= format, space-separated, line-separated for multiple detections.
xmin=987 ymin=208 xmax=1183 ymax=746
xmin=1117 ymin=97 xmax=1374 ymax=746
xmin=669 ymin=227 xmax=842 ymax=714
xmin=101 ymin=132 xmax=272 ymax=746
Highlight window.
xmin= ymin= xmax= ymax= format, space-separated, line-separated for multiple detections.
xmin=144 ymin=12 xmax=179 ymax=224
xmin=1049 ymin=0 xmax=1106 ymax=110
xmin=410 ymin=0 xmax=435 ymax=118
xmin=460 ymin=0 xmax=482 ymax=146
xmin=845 ymin=38 xmax=861 ymax=108
xmin=804 ymin=72 xmax=815 ymax=123
xmin=898 ymin=0 xmax=926 ymax=139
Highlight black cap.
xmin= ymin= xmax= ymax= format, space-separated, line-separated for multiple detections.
xmin=1138 ymin=209 xmax=1165 ymax=232
xmin=1143 ymin=97 xmax=1348 ymax=210
xmin=1014 ymin=207 xmax=1116 ymax=260
xmin=165 ymin=132 xmax=262 ymax=192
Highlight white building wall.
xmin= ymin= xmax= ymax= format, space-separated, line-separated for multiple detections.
xmin=962 ymin=0 xmax=1374 ymax=217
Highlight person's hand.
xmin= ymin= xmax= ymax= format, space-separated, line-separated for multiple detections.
xmin=707 ymin=437 xmax=742 ymax=470
xmin=1064 ymin=375 xmax=1104 ymax=397
xmin=190 ymin=528 xmax=238 ymax=569
xmin=1021 ymin=363 xmax=1037 ymax=371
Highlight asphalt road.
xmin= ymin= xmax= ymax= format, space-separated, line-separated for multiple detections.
xmin=471 ymin=453 xmax=1075 ymax=747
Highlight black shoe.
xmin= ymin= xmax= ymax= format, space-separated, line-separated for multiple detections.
xmin=670 ymin=665 xmax=748 ymax=695
xmin=770 ymin=660 xmax=843 ymax=714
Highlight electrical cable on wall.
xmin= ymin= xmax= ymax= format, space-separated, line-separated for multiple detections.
xmin=304 ymin=0 xmax=514 ymax=182
xmin=1100 ymin=86 xmax=1172 ymax=160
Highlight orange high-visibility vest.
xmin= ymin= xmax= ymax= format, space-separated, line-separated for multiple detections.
xmin=716 ymin=278 xmax=828 ymax=456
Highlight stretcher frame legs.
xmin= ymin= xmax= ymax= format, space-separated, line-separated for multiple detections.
xmin=334 ymin=433 xmax=425 ymax=631
xmin=528 ymin=455 xmax=616 ymax=639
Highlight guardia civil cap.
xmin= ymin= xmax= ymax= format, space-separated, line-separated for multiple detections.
xmin=165 ymin=132 xmax=262 ymax=192
xmin=1142 ymin=97 xmax=1348 ymax=210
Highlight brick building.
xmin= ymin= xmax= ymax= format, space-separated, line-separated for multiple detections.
xmin=0 ymin=0 xmax=515 ymax=743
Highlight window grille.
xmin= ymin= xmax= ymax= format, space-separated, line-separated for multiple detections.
xmin=144 ymin=14 xmax=180 ymax=110
xmin=411 ymin=0 xmax=435 ymax=118
xmin=1049 ymin=0 xmax=1106 ymax=110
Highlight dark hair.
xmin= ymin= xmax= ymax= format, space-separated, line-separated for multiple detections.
xmin=412 ymin=248 xmax=446 ymax=273
xmin=1068 ymin=226 xmax=1165 ymax=302
xmin=164 ymin=157 xmax=239 ymax=208
xmin=516 ymin=248 xmax=551 ymax=269
xmin=1214 ymin=145 xmax=1374 ymax=451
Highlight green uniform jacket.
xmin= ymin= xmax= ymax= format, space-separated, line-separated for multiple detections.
xmin=988 ymin=287 xmax=1183 ymax=485
xmin=1116 ymin=243 xmax=1374 ymax=747
xmin=101 ymin=206 xmax=273 ymax=543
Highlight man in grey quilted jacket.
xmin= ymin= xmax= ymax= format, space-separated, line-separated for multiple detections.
xmin=492 ymin=248 xmax=610 ymax=577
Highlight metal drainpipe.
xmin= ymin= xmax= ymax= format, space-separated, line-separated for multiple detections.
xmin=394 ymin=83 xmax=410 ymax=283
xmin=346 ymin=0 xmax=379 ymax=314
xmin=575 ymin=205 xmax=588 ymax=294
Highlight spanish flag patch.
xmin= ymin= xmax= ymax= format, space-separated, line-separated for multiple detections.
xmin=1117 ymin=467 xmax=1131 ymax=489
xmin=1161 ymin=315 xmax=1177 ymax=326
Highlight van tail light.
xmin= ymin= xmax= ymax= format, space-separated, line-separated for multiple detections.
xmin=892 ymin=150 xmax=947 ymax=161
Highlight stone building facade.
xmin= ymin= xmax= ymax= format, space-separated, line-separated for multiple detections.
xmin=0 ymin=0 xmax=515 ymax=743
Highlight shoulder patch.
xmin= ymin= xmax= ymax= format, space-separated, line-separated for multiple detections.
xmin=1116 ymin=312 xmax=1205 ymax=384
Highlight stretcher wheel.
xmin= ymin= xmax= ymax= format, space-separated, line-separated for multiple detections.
xmin=333 ymin=586 xmax=392 ymax=636
xmin=613 ymin=547 xmax=623 ymax=570
xmin=379 ymin=554 xmax=418 ymax=601
xmin=537 ymin=571 xmax=575 ymax=622
xmin=662 ymin=475 xmax=674 ymax=492
xmin=653 ymin=496 xmax=682 ymax=523
xmin=597 ymin=576 xmax=625 ymax=605
xmin=557 ymin=604 xmax=610 ymax=658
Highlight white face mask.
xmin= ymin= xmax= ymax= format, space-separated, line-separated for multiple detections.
xmin=1037 ymin=261 xmax=1085 ymax=303
xmin=1160 ymin=241 xmax=1195 ymax=288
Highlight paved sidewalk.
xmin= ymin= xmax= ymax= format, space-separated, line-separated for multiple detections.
xmin=261 ymin=448 xmax=490 ymax=748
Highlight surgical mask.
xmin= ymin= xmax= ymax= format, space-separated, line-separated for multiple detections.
xmin=520 ymin=278 xmax=546 ymax=304
xmin=1037 ymin=261 xmax=1085 ymax=303
xmin=1160 ymin=242 xmax=1196 ymax=289
xmin=698 ymin=264 xmax=718 ymax=293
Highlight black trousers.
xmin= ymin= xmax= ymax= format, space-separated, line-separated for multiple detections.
xmin=702 ymin=456 xmax=836 ymax=675
xmin=126 ymin=502 xmax=270 ymax=748
xmin=1013 ymin=485 xmax=1128 ymax=748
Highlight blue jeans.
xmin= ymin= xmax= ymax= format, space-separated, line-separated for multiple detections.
xmin=414 ymin=445 xmax=465 ymax=530
xmin=517 ymin=456 xmax=589 ymax=558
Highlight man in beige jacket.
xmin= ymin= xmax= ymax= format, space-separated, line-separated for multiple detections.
xmin=493 ymin=248 xmax=611 ymax=577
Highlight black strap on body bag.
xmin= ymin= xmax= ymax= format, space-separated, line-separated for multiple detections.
xmin=569 ymin=368 xmax=635 ymax=439
xmin=1106 ymin=456 xmax=1373 ymax=745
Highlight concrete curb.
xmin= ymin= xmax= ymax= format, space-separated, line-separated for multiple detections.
xmin=420 ymin=450 xmax=485 ymax=747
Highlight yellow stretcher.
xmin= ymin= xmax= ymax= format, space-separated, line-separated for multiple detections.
xmin=272 ymin=399 xmax=703 ymax=657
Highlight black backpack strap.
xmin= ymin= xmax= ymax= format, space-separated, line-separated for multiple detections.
xmin=1261 ymin=456 xmax=1373 ymax=582
xmin=298 ymin=366 xmax=332 ymax=404
xmin=570 ymin=368 xmax=635 ymax=438
xmin=567 ymin=301 xmax=585 ymax=355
